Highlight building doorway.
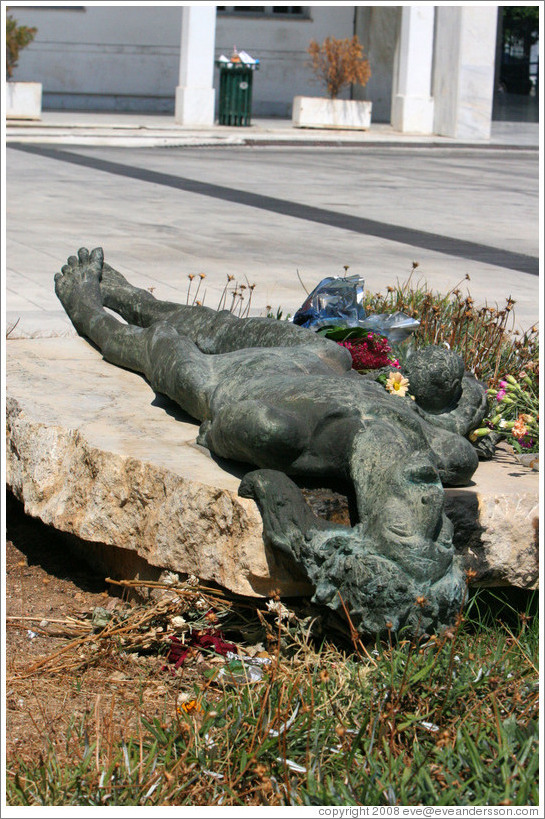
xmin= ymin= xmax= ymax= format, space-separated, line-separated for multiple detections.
xmin=493 ymin=6 xmax=539 ymax=122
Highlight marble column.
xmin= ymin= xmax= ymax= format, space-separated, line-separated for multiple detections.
xmin=391 ymin=5 xmax=435 ymax=134
xmin=433 ymin=6 xmax=498 ymax=140
xmin=354 ymin=5 xmax=400 ymax=123
xmin=175 ymin=6 xmax=216 ymax=126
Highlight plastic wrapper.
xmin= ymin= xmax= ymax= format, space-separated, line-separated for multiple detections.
xmin=293 ymin=275 xmax=367 ymax=330
xmin=293 ymin=275 xmax=420 ymax=343
xmin=359 ymin=311 xmax=420 ymax=344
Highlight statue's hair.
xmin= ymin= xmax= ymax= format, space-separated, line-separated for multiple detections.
xmin=311 ymin=533 xmax=465 ymax=635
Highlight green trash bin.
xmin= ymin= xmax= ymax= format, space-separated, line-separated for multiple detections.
xmin=216 ymin=60 xmax=259 ymax=126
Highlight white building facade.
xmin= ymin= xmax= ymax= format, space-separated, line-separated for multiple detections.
xmin=8 ymin=4 xmax=500 ymax=138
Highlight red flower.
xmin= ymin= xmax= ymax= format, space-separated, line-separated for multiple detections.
xmin=165 ymin=630 xmax=237 ymax=669
xmin=338 ymin=333 xmax=398 ymax=371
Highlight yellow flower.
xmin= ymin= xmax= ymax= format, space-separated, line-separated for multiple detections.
xmin=177 ymin=699 xmax=203 ymax=716
xmin=385 ymin=371 xmax=410 ymax=397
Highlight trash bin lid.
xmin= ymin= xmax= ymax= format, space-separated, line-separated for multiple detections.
xmin=216 ymin=52 xmax=260 ymax=69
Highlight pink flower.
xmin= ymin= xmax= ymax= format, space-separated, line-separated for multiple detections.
xmin=520 ymin=438 xmax=534 ymax=449
xmin=496 ymin=389 xmax=506 ymax=402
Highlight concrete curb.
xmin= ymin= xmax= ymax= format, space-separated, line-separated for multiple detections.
xmin=6 ymin=116 xmax=539 ymax=151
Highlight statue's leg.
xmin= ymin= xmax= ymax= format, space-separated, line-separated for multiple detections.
xmin=98 ymin=264 xmax=244 ymax=358
xmin=55 ymin=247 xmax=151 ymax=372
xmin=142 ymin=321 xmax=217 ymax=421
xmin=99 ymin=262 xmax=181 ymax=327
xmin=56 ymin=249 xmax=220 ymax=420
xmin=97 ymin=254 xmax=352 ymax=376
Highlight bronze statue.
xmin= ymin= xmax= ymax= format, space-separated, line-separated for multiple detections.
xmin=55 ymin=247 xmax=487 ymax=635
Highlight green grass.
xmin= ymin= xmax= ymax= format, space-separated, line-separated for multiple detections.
xmin=6 ymin=588 xmax=539 ymax=807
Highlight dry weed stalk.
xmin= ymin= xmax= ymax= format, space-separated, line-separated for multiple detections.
xmin=185 ymin=271 xmax=256 ymax=317
xmin=363 ymin=273 xmax=538 ymax=383
xmin=6 ymin=318 xmax=20 ymax=338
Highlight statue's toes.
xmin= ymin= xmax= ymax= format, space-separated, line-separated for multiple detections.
xmin=54 ymin=269 xmax=72 ymax=302
xmin=77 ymin=247 xmax=90 ymax=264
xmin=89 ymin=247 xmax=104 ymax=270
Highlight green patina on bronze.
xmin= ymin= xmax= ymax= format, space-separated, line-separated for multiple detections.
xmin=55 ymin=247 xmax=488 ymax=636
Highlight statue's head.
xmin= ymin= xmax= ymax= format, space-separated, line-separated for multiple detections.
xmin=310 ymin=416 xmax=466 ymax=634
xmin=240 ymin=411 xmax=467 ymax=637
xmin=404 ymin=346 xmax=465 ymax=413
xmin=349 ymin=416 xmax=452 ymax=574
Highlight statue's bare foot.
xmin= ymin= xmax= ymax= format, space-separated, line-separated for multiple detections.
xmin=99 ymin=260 xmax=146 ymax=306
xmin=100 ymin=261 xmax=127 ymax=289
xmin=54 ymin=247 xmax=107 ymax=336
xmin=54 ymin=247 xmax=104 ymax=315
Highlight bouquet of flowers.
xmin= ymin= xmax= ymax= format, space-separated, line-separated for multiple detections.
xmin=470 ymin=371 xmax=539 ymax=454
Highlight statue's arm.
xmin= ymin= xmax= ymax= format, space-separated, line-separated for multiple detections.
xmin=414 ymin=375 xmax=488 ymax=436
xmin=239 ymin=469 xmax=333 ymax=564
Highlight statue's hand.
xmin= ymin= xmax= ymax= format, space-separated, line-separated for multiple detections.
xmin=239 ymin=469 xmax=329 ymax=562
xmin=472 ymin=430 xmax=500 ymax=460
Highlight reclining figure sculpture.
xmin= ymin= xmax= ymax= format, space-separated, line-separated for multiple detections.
xmin=55 ymin=248 xmax=487 ymax=636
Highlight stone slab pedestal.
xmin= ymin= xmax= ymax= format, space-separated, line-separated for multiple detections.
xmin=6 ymin=339 xmax=539 ymax=595
xmin=444 ymin=452 xmax=539 ymax=589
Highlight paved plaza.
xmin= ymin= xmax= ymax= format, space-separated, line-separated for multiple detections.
xmin=5 ymin=115 xmax=540 ymax=337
